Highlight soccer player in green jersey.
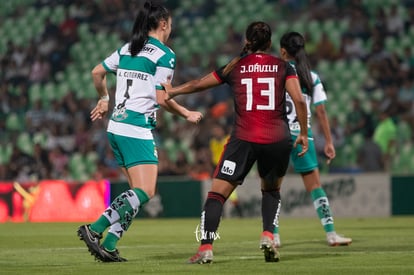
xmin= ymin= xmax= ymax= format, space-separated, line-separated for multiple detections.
xmin=77 ymin=1 xmax=202 ymax=262
xmin=275 ymin=31 xmax=352 ymax=247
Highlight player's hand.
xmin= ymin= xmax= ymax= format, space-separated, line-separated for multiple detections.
xmin=161 ymin=82 xmax=175 ymax=101
xmin=293 ymin=134 xmax=308 ymax=157
xmin=186 ymin=111 xmax=203 ymax=124
xmin=324 ymin=142 xmax=336 ymax=164
xmin=90 ymin=100 xmax=109 ymax=121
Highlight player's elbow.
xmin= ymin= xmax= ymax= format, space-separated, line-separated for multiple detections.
xmin=157 ymin=99 xmax=169 ymax=109
xmin=91 ymin=64 xmax=105 ymax=80
xmin=315 ymin=104 xmax=327 ymax=118
xmin=296 ymin=98 xmax=307 ymax=109
xmin=156 ymin=95 xmax=168 ymax=107
xmin=157 ymin=95 xmax=175 ymax=111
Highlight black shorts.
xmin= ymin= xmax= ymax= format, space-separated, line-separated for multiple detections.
xmin=213 ymin=135 xmax=293 ymax=185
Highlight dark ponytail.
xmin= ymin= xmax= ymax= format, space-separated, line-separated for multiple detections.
xmin=129 ymin=1 xmax=170 ymax=56
xmin=223 ymin=21 xmax=272 ymax=76
xmin=280 ymin=32 xmax=313 ymax=95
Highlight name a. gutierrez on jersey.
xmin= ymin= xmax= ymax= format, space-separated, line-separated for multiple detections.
xmin=221 ymin=160 xmax=236 ymax=176
xmin=240 ymin=64 xmax=278 ymax=73
xmin=118 ymin=70 xmax=149 ymax=81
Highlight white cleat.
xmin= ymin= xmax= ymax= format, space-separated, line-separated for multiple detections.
xmin=326 ymin=232 xmax=352 ymax=246
xmin=187 ymin=249 xmax=213 ymax=264
xmin=273 ymin=233 xmax=281 ymax=248
xmin=260 ymin=233 xmax=280 ymax=262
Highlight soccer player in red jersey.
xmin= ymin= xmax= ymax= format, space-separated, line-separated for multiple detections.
xmin=163 ymin=21 xmax=308 ymax=263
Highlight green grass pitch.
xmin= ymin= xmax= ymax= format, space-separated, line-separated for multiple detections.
xmin=0 ymin=217 xmax=413 ymax=274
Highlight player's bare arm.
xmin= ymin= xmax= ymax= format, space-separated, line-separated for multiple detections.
xmin=285 ymin=77 xmax=308 ymax=157
xmin=315 ymin=104 xmax=336 ymax=164
xmin=90 ymin=64 xmax=109 ymax=121
xmin=162 ymin=73 xmax=220 ymax=100
xmin=156 ymin=89 xmax=203 ymax=124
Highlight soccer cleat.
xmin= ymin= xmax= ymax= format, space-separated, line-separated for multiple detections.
xmin=273 ymin=233 xmax=281 ymax=248
xmin=77 ymin=224 xmax=104 ymax=261
xmin=187 ymin=245 xmax=213 ymax=264
xmin=326 ymin=232 xmax=352 ymax=246
xmin=101 ymin=248 xmax=128 ymax=262
xmin=260 ymin=232 xmax=280 ymax=262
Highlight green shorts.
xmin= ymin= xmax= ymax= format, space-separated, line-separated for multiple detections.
xmin=107 ymin=132 xmax=158 ymax=169
xmin=290 ymin=132 xmax=318 ymax=173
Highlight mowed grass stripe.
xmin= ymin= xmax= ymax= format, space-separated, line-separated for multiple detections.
xmin=0 ymin=217 xmax=413 ymax=275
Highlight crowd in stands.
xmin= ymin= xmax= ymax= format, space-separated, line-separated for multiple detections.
xmin=1 ymin=0 xmax=414 ymax=183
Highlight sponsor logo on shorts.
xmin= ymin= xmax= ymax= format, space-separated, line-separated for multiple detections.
xmin=221 ymin=160 xmax=236 ymax=175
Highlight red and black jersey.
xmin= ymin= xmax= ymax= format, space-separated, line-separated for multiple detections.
xmin=214 ymin=53 xmax=298 ymax=144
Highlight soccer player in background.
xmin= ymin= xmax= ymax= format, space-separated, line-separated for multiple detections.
xmin=77 ymin=1 xmax=202 ymax=262
xmin=163 ymin=21 xmax=308 ymax=263
xmin=275 ymin=31 xmax=352 ymax=247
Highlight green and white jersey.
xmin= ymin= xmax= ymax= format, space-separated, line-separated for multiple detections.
xmin=285 ymin=63 xmax=327 ymax=135
xmin=102 ymin=37 xmax=175 ymax=139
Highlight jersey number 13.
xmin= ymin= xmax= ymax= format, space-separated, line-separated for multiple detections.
xmin=241 ymin=77 xmax=275 ymax=111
